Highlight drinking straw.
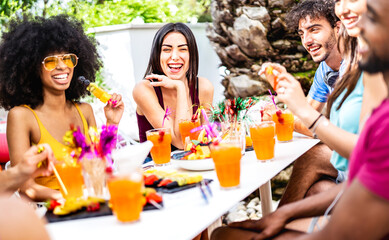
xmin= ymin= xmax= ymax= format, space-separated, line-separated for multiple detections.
xmin=51 ymin=162 xmax=68 ymax=196
xmin=162 ymin=106 xmax=173 ymax=127
xmin=36 ymin=145 xmax=68 ymax=196
xmin=199 ymin=184 xmax=209 ymax=204
xmin=148 ymin=199 xmax=164 ymax=210
xmin=268 ymin=89 xmax=279 ymax=110
xmin=203 ymin=180 xmax=213 ymax=197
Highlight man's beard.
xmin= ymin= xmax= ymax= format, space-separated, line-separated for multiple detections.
xmin=359 ymin=50 xmax=389 ymax=73
xmin=313 ymin=35 xmax=336 ymax=63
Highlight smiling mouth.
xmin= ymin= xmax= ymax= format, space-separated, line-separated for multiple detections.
xmin=52 ymin=73 xmax=69 ymax=84
xmin=307 ymin=45 xmax=321 ymax=55
xmin=168 ymin=64 xmax=183 ymax=73
xmin=343 ymin=17 xmax=359 ymax=29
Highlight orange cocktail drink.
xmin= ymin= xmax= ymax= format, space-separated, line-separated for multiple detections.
xmin=55 ymin=161 xmax=84 ymax=199
xmin=146 ymin=128 xmax=172 ymax=166
xmin=179 ymin=119 xmax=200 ymax=146
xmin=210 ymin=143 xmax=242 ymax=188
xmin=272 ymin=110 xmax=294 ymax=142
xmin=221 ymin=121 xmax=246 ymax=155
xmin=249 ymin=121 xmax=276 ymax=161
xmin=108 ymin=172 xmax=143 ymax=222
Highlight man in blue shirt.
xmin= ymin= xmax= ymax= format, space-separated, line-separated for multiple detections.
xmin=291 ymin=0 xmax=343 ymax=122
xmin=212 ymin=0 xmax=389 ymax=238
xmin=270 ymin=0 xmax=344 ymax=207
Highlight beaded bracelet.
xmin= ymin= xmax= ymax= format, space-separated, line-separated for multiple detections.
xmin=312 ymin=115 xmax=326 ymax=139
xmin=308 ymin=113 xmax=323 ymax=130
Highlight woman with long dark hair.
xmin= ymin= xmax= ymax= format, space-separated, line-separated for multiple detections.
xmin=133 ymin=23 xmax=214 ymax=149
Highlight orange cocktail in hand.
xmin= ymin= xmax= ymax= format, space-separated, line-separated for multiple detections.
xmin=210 ymin=143 xmax=242 ymax=188
xmin=179 ymin=119 xmax=200 ymax=146
xmin=272 ymin=110 xmax=294 ymax=142
xmin=250 ymin=121 xmax=276 ymax=161
xmin=55 ymin=161 xmax=84 ymax=199
xmin=108 ymin=173 xmax=143 ymax=222
xmin=146 ymin=128 xmax=172 ymax=166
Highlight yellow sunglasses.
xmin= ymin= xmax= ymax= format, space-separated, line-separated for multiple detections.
xmin=42 ymin=53 xmax=78 ymax=71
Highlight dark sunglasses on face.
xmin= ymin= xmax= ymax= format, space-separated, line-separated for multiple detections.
xmin=42 ymin=53 xmax=78 ymax=71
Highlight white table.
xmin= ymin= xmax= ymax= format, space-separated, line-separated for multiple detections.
xmin=46 ymin=134 xmax=319 ymax=240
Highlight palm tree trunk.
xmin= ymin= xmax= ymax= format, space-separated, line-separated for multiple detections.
xmin=206 ymin=0 xmax=317 ymax=98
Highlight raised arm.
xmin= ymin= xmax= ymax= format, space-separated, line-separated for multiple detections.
xmin=0 ymin=144 xmax=54 ymax=194
xmin=259 ymin=63 xmax=323 ymax=137
xmin=276 ymin=73 xmax=357 ymax=159
xmin=104 ymin=93 xmax=124 ymax=126
xmin=134 ymin=77 xmax=192 ymax=148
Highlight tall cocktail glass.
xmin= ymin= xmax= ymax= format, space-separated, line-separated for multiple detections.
xmin=178 ymin=119 xmax=200 ymax=147
xmin=272 ymin=110 xmax=294 ymax=142
xmin=55 ymin=160 xmax=84 ymax=199
xmin=82 ymin=153 xmax=107 ymax=198
xmin=108 ymin=170 xmax=143 ymax=222
xmin=221 ymin=121 xmax=246 ymax=155
xmin=146 ymin=128 xmax=172 ymax=166
xmin=210 ymin=141 xmax=242 ymax=189
xmin=249 ymin=121 xmax=276 ymax=161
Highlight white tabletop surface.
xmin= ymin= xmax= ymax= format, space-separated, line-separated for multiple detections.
xmin=46 ymin=134 xmax=319 ymax=240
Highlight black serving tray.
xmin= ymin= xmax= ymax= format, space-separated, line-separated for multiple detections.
xmin=45 ymin=201 xmax=160 ymax=223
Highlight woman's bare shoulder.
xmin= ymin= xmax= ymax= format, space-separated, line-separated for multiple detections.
xmin=7 ymin=106 xmax=36 ymax=138
xmin=133 ymin=80 xmax=156 ymax=101
xmin=76 ymin=102 xmax=94 ymax=114
xmin=198 ymin=77 xmax=214 ymax=89
xmin=198 ymin=76 xmax=214 ymax=95
xmin=133 ymin=79 xmax=152 ymax=92
xmin=75 ymin=102 xmax=96 ymax=125
xmin=8 ymin=106 xmax=35 ymax=121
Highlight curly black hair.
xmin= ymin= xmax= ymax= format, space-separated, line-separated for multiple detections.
xmin=286 ymin=0 xmax=339 ymax=32
xmin=0 ymin=15 xmax=102 ymax=110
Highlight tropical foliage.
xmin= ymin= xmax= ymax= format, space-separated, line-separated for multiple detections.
xmin=0 ymin=0 xmax=211 ymax=31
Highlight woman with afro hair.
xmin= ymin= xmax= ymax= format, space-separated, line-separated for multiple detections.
xmin=0 ymin=15 xmax=124 ymax=201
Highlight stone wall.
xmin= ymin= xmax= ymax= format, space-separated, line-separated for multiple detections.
xmin=206 ymin=0 xmax=318 ymax=98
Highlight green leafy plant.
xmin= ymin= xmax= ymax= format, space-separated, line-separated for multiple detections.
xmin=44 ymin=0 xmax=211 ymax=29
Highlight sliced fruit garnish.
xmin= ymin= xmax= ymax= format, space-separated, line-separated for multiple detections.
xmin=46 ymin=199 xmax=61 ymax=211
xmin=276 ymin=110 xmax=284 ymax=124
xmin=158 ymin=130 xmax=165 ymax=142
xmin=86 ymin=202 xmax=100 ymax=212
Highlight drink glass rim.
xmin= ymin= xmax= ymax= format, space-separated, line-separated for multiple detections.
xmin=146 ymin=128 xmax=171 ymax=134
xmin=253 ymin=120 xmax=275 ymax=127
xmin=178 ymin=118 xmax=199 ymax=123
